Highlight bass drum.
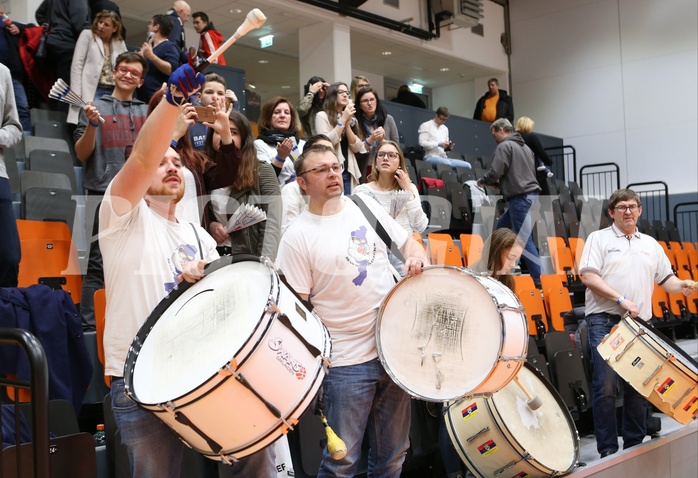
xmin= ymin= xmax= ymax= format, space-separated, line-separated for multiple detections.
xmin=597 ymin=315 xmax=698 ymax=424
xmin=124 ymin=255 xmax=331 ymax=463
xmin=377 ymin=266 xmax=528 ymax=401
xmin=445 ymin=363 xmax=580 ymax=478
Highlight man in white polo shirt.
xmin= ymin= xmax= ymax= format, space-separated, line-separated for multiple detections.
xmin=579 ymin=188 xmax=696 ymax=459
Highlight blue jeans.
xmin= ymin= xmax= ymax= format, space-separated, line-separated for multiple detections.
xmin=11 ymin=78 xmax=31 ymax=134
xmin=587 ymin=313 xmax=647 ymax=455
xmin=111 ymin=379 xmax=184 ymax=477
xmin=425 ymin=156 xmax=472 ymax=170
xmin=496 ymin=192 xmax=541 ymax=285
xmin=318 ymin=358 xmax=410 ymax=478
xmin=0 ymin=178 xmax=20 ymax=287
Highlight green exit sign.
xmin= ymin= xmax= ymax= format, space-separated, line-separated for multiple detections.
xmin=259 ymin=35 xmax=274 ymax=48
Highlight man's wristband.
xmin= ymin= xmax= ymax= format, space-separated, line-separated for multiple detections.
xmin=88 ymin=121 xmax=100 ymax=128
xmin=274 ymin=155 xmax=284 ymax=163
xmin=616 ymin=295 xmax=627 ymax=305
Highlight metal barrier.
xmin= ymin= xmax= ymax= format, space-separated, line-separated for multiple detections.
xmin=579 ymin=163 xmax=620 ymax=199
xmin=0 ymin=328 xmax=50 ymax=478
xmin=544 ymin=145 xmax=577 ymax=184
xmin=627 ymin=181 xmax=670 ymax=223
xmin=673 ymin=202 xmax=698 ymax=244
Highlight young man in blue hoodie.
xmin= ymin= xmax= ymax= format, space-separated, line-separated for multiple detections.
xmin=74 ymin=51 xmax=149 ymax=330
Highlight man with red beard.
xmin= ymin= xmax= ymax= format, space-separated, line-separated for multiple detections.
xmin=98 ymin=64 xmax=218 ymax=476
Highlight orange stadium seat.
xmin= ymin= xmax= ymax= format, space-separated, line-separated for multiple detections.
xmin=547 ymin=236 xmax=577 ymax=279
xmin=651 ymin=286 xmax=672 ymax=321
xmin=544 ymin=287 xmax=574 ymax=332
xmin=427 ymin=233 xmax=463 ymax=267
xmin=513 ymin=275 xmax=536 ymax=296
xmin=459 ymin=233 xmax=484 ymax=266
xmin=516 ymin=288 xmax=548 ymax=337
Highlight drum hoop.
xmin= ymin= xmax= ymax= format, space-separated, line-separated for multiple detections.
xmin=622 ymin=317 xmax=698 ymax=374
xmin=376 ymin=265 xmax=515 ymax=401
xmin=124 ymin=255 xmax=279 ymax=404
xmin=487 ymin=362 xmax=580 ymax=474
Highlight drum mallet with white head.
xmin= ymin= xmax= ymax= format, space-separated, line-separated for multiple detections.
xmin=513 ymin=376 xmax=543 ymax=410
xmin=195 ymin=9 xmax=267 ymax=72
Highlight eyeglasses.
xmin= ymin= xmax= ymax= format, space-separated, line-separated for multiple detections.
xmin=438 ymin=115 xmax=448 ymax=122
xmin=614 ymin=204 xmax=640 ymax=213
xmin=360 ymin=98 xmax=376 ymax=104
xmin=299 ymin=163 xmax=344 ymax=177
xmin=116 ymin=66 xmax=143 ymax=79
xmin=377 ymin=151 xmax=399 ymax=159
xmin=337 ymin=90 xmax=350 ymax=97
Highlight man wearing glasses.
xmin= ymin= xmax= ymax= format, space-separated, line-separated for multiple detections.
xmin=74 ymin=51 xmax=149 ymax=330
xmin=418 ymin=106 xmax=472 ymax=170
xmin=579 ymin=188 xmax=696 ymax=459
xmin=277 ymin=146 xmax=428 ymax=477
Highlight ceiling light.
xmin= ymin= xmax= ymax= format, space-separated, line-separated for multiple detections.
xmin=248 ymin=84 xmax=256 ymax=89
xmin=409 ymin=83 xmax=423 ymax=94
xmin=381 ymin=51 xmax=392 ymax=56
xmin=258 ymin=59 xmax=269 ymax=64
xmin=230 ymin=9 xmax=242 ymax=14
xmin=440 ymin=67 xmax=450 ymax=72
xmin=281 ymin=85 xmax=291 ymax=89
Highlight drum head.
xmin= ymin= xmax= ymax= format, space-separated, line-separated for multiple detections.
xmin=377 ymin=267 xmax=503 ymax=401
xmin=130 ymin=257 xmax=275 ymax=404
xmin=490 ymin=363 xmax=578 ymax=473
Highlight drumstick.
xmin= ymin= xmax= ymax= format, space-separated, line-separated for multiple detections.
xmin=513 ymin=376 xmax=543 ymax=410
xmin=195 ymin=9 xmax=267 ymax=72
xmin=319 ymin=412 xmax=347 ymax=460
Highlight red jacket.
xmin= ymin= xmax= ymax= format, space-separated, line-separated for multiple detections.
xmin=198 ymin=25 xmax=226 ymax=65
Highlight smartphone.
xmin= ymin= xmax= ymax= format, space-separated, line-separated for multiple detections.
xmin=194 ymin=106 xmax=216 ymax=123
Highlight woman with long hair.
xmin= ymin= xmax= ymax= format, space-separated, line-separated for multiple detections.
xmin=315 ymin=82 xmax=366 ymax=193
xmin=353 ymin=141 xmax=426 ymax=234
xmin=297 ymin=75 xmax=328 ymax=138
xmin=470 ymin=228 xmax=525 ymax=291
xmin=255 ymin=96 xmax=305 ymax=186
xmin=206 ymin=110 xmax=282 ymax=259
xmin=68 ymin=10 xmax=127 ymax=124
xmin=354 ymin=87 xmax=400 ymax=177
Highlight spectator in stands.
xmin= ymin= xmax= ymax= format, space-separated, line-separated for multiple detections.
xmin=74 ymin=51 xmax=149 ymax=330
xmin=515 ymin=116 xmax=554 ymax=195
xmin=276 ymin=145 xmax=428 ymax=478
xmin=88 ymin=0 xmax=125 ymax=37
xmin=166 ymin=0 xmax=191 ymax=64
xmin=473 ymin=78 xmax=514 ymax=123
xmin=353 ymin=141 xmax=427 ymax=275
xmin=206 ymin=109 xmax=282 ymax=259
xmin=391 ymin=84 xmax=427 ymax=109
xmin=418 ymin=107 xmax=472 ymax=170
xmin=298 ymin=76 xmax=328 ymax=139
xmin=477 ymin=118 xmax=542 ymax=288
xmin=355 ymin=87 xmax=399 ymax=178
xmin=189 ymin=73 xmax=237 ymax=151
xmin=255 ymin=96 xmax=304 ymax=187
xmin=191 ymin=11 xmax=225 ymax=66
xmin=138 ymin=14 xmax=180 ymax=103
xmin=579 ymin=188 xmax=696 ymax=459
xmin=0 ymin=63 xmax=23 ymax=288
xmin=315 ymin=82 xmax=366 ymax=194
xmin=36 ymin=0 xmax=91 ymax=111
xmin=0 ymin=19 xmax=32 ymax=133
xmin=68 ymin=10 xmax=126 ymax=125
xmin=350 ymin=75 xmax=370 ymax=97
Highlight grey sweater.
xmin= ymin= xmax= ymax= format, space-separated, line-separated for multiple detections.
xmin=480 ymin=132 xmax=541 ymax=199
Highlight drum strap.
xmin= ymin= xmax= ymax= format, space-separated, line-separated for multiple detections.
xmin=189 ymin=223 xmax=204 ymax=260
xmin=277 ymin=312 xmax=322 ymax=358
xmin=349 ymin=195 xmax=406 ymax=263
xmin=173 ymin=411 xmax=224 ymax=454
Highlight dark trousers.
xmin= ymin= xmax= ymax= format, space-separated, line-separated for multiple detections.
xmin=80 ymin=194 xmax=104 ymax=330
xmin=0 ymin=178 xmax=20 ymax=287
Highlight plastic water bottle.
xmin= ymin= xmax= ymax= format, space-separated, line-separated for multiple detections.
xmin=94 ymin=423 xmax=106 ymax=446
xmin=0 ymin=11 xmax=12 ymax=27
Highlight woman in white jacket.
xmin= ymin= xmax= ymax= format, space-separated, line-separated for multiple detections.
xmin=315 ymin=82 xmax=366 ymax=194
xmin=68 ymin=10 xmax=126 ymax=124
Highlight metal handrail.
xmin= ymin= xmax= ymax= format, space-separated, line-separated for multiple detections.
xmin=0 ymin=328 xmax=50 ymax=478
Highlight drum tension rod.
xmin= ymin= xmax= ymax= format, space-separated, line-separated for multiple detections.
xmin=466 ymin=426 xmax=490 ymax=443
xmin=614 ymin=332 xmax=641 ymax=362
xmin=642 ymin=354 xmax=674 ymax=387
xmin=671 ymin=387 xmax=693 ymax=410
xmin=493 ymin=453 xmax=529 ymax=477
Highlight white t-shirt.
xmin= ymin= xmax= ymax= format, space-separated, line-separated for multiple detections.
xmin=280 ymin=181 xmax=306 ymax=236
xmin=352 ymin=183 xmax=427 ymax=234
xmin=100 ymin=184 xmax=219 ymax=376
xmin=276 ymin=195 xmax=408 ymax=367
xmin=418 ymin=119 xmax=449 ymax=159
xmin=579 ymin=224 xmax=673 ymax=320
xmin=174 ymin=166 xmax=201 ymax=225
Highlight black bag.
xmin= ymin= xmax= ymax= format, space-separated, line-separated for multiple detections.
xmin=35 ymin=23 xmax=48 ymax=59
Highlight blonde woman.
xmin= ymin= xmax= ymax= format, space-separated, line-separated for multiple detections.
xmin=68 ymin=10 xmax=126 ymax=124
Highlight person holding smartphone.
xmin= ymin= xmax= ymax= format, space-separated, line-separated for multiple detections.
xmin=418 ymin=106 xmax=472 ymax=171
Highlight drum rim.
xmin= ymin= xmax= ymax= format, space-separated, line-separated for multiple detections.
xmin=621 ymin=316 xmax=698 ymax=374
xmin=376 ymin=265 xmax=507 ymax=401
xmin=123 ymin=254 xmax=277 ymax=405
xmin=446 ymin=362 xmax=580 ymax=476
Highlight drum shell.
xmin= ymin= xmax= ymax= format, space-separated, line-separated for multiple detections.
xmin=376 ymin=266 xmax=528 ymax=401
xmin=445 ymin=363 xmax=579 ymax=478
xmin=124 ymin=257 xmax=331 ymax=461
xmin=597 ymin=317 xmax=698 ymax=425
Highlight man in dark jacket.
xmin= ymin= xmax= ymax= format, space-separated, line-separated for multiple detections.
xmin=473 ymin=78 xmax=514 ymax=123
xmin=36 ymin=0 xmax=90 ymax=109
xmin=478 ymin=118 xmax=541 ymax=286
xmin=166 ymin=0 xmax=191 ymax=65
xmin=0 ymin=19 xmax=31 ymax=132
xmin=192 ymin=11 xmax=226 ymax=66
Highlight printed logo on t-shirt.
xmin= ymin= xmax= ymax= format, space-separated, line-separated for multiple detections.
xmin=345 ymin=225 xmax=376 ymax=286
xmin=164 ymin=243 xmax=199 ymax=292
